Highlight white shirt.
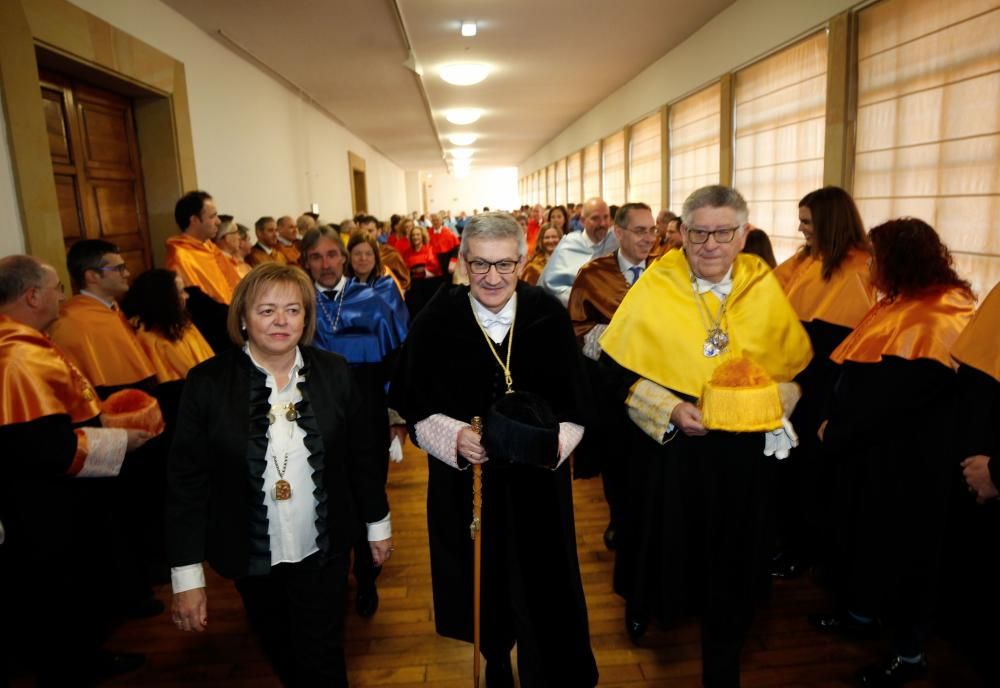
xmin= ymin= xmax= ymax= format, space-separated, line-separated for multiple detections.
xmin=616 ymin=252 xmax=645 ymax=286
xmin=470 ymin=292 xmax=516 ymax=343
xmin=80 ymin=289 xmax=116 ymax=309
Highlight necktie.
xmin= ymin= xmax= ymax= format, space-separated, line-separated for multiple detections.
xmin=628 ymin=265 xmax=644 ymax=285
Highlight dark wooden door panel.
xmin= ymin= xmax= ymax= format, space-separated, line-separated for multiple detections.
xmin=54 ymin=175 xmax=84 ymax=240
xmin=41 ymin=86 xmax=72 ymax=166
xmin=79 ymin=102 xmax=134 ymax=172
xmin=91 ymin=180 xmax=141 ymax=237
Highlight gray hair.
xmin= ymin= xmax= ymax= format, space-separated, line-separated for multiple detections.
xmin=681 ymin=185 xmax=749 ymax=227
xmin=215 ymin=217 xmax=237 ymax=241
xmin=460 ymin=212 xmax=528 ymax=257
xmin=0 ymin=255 xmax=46 ymax=306
xmin=300 ymin=225 xmax=347 ymax=263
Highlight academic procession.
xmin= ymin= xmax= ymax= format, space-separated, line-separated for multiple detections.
xmin=0 ymin=0 xmax=998 ymax=687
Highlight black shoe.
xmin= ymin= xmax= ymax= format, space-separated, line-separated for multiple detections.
xmin=121 ymin=597 xmax=165 ymax=619
xmin=856 ymin=655 xmax=928 ymax=686
xmin=485 ymin=654 xmax=514 ymax=688
xmin=625 ymin=608 xmax=647 ymax=644
xmin=356 ymin=584 xmax=379 ymax=618
xmin=603 ymin=524 xmax=617 ymax=550
xmin=808 ymin=612 xmax=880 ymax=639
xmin=90 ymin=650 xmax=146 ymax=679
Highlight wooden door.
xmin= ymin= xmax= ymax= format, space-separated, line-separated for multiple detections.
xmin=40 ymin=70 xmax=152 ymax=278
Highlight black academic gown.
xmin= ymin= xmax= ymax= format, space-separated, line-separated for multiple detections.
xmin=389 ymin=282 xmax=598 ymax=688
xmin=822 ymin=355 xmax=958 ymax=657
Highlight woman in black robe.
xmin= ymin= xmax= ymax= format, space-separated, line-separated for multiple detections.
xmin=389 ymin=212 xmax=597 ymax=688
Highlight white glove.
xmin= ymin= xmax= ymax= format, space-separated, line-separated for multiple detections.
xmin=763 ymin=417 xmax=799 ymax=460
xmin=389 ymin=436 xmax=404 ymax=463
xmin=582 ymin=324 xmax=607 ymax=361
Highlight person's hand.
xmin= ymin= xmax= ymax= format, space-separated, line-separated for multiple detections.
xmin=126 ymin=429 xmax=153 ymax=452
xmin=817 ymin=419 xmax=828 ymax=442
xmin=671 ymin=402 xmax=707 ymax=436
xmin=389 ymin=424 xmax=408 ymax=446
xmin=961 ymin=455 xmax=998 ymax=504
xmin=172 ymin=588 xmax=207 ymax=632
xmin=370 ymin=538 xmax=393 ymax=566
xmin=457 ymin=426 xmax=488 ymax=464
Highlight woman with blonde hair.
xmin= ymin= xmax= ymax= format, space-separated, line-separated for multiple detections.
xmin=521 ymin=224 xmax=562 ymax=286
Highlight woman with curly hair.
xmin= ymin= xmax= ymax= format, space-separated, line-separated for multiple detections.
xmin=121 ymin=268 xmax=214 ymax=384
xmin=813 ymin=218 xmax=976 ymax=685
xmin=770 ymin=186 xmax=877 ymax=578
xmin=520 ymin=224 xmax=563 ymax=285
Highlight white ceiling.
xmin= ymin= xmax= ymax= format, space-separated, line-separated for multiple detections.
xmin=162 ymin=0 xmax=735 ymax=173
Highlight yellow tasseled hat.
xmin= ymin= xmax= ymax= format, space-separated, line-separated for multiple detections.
xmin=699 ymin=356 xmax=783 ymax=432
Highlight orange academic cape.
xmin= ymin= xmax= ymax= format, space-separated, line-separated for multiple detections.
xmin=831 ymin=286 xmax=976 ymax=369
xmin=135 ymin=324 xmax=214 ymax=383
xmin=380 ymin=244 xmax=411 ymax=292
xmin=165 ymin=233 xmax=242 ymax=305
xmin=247 ymin=245 xmax=289 ymax=267
xmin=568 ymin=251 xmax=650 ymax=340
xmin=773 ymin=248 xmax=875 ymax=329
xmin=952 ymin=280 xmax=1000 ymax=382
xmin=520 ymin=253 xmax=548 ymax=286
xmin=0 ymin=315 xmax=102 ymax=474
xmin=276 ymin=242 xmax=301 ymax=266
xmin=48 ymin=295 xmax=156 ymax=390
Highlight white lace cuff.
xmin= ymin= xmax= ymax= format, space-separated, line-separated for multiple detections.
xmin=76 ymin=427 xmax=128 ymax=478
xmin=558 ymin=422 xmax=584 ymax=467
xmin=414 ymin=414 xmax=470 ymax=470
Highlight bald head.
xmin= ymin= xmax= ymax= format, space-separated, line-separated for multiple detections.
xmin=580 ymin=197 xmax=611 ymax=243
xmin=0 ymin=255 xmax=64 ymax=332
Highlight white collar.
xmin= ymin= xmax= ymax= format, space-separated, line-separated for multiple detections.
xmin=244 ymin=343 xmax=304 ymax=392
xmin=258 ymin=243 xmax=274 ymax=255
xmin=616 ymin=251 xmax=643 ymax=275
xmin=80 ymin=289 xmax=117 ymax=310
xmin=278 ymin=236 xmax=294 ymax=246
xmin=314 ymin=276 xmax=346 ymax=293
xmin=471 ymin=292 xmax=517 ymax=344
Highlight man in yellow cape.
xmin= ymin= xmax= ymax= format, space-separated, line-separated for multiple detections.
xmin=600 ymin=185 xmax=811 ymax=688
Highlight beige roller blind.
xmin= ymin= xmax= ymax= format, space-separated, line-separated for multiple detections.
xmin=583 ymin=142 xmax=601 ymax=200
xmin=669 ymin=83 xmax=721 ymax=216
xmin=546 ymin=164 xmax=556 ymax=205
xmin=733 ymin=31 xmax=827 ymax=264
xmin=628 ymin=112 xmax=662 ymax=205
xmin=602 ymin=131 xmax=626 ymax=205
xmin=555 ymin=159 xmax=567 ymax=206
xmin=567 ymin=152 xmax=583 ymax=205
xmin=530 ymin=172 xmax=539 ymax=205
xmin=854 ymin=0 xmax=1000 ymax=295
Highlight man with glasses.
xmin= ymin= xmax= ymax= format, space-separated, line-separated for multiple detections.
xmin=567 ymin=203 xmax=657 ymax=550
xmin=601 ymin=186 xmax=811 ymax=688
xmin=390 ymin=212 xmax=598 ymax=688
xmin=538 ymin=197 xmax=619 ymax=306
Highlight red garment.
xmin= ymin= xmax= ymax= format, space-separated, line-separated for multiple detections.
xmin=403 ymin=244 xmax=440 ymax=278
xmin=428 ymin=226 xmax=459 ymax=257
xmin=388 ymin=234 xmax=411 ymax=254
xmin=525 ymin=220 xmax=541 ymax=258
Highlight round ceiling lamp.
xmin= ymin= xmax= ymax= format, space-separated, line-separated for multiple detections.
xmin=447 ymin=133 xmax=478 ymax=146
xmin=444 ymin=108 xmax=482 ymax=125
xmin=439 ymin=63 xmax=490 ymax=86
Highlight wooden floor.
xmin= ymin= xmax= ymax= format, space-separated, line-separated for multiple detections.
xmin=74 ymin=439 xmax=983 ymax=687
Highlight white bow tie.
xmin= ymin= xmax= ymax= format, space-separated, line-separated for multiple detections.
xmin=481 ymin=315 xmax=512 ymax=329
xmin=695 ymin=275 xmax=733 ymax=297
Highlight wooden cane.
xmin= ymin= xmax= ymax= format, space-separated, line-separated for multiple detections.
xmin=469 ymin=416 xmax=484 ymax=688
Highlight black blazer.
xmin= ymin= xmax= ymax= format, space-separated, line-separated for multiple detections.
xmin=166 ymin=346 xmax=388 ymax=579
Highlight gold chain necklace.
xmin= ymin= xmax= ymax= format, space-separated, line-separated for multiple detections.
xmin=470 ymin=295 xmax=516 ymax=394
xmin=689 ymin=273 xmax=730 ymax=358
xmin=267 ymin=402 xmax=298 ymax=500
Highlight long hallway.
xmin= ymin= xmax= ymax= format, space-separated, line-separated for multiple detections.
xmin=90 ymin=439 xmax=979 ymax=687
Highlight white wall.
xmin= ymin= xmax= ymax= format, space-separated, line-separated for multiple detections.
xmin=520 ymin=0 xmax=857 ymax=176
xmin=0 ymin=0 xmax=409 ymax=259
xmin=0 ymin=88 xmax=26 ymax=257
xmin=425 ymin=167 xmax=519 ymax=215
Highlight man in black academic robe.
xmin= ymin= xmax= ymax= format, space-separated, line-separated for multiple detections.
xmin=389 ymin=213 xmax=597 ymax=688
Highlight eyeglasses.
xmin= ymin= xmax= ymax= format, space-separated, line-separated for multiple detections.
xmin=466 ymin=258 xmax=520 ymax=275
xmin=685 ymin=226 xmax=741 ymax=244
xmin=96 ymin=263 xmax=128 ymax=275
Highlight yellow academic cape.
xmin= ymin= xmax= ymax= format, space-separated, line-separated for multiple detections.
xmin=135 ymin=324 xmax=214 ymax=383
xmin=0 ymin=315 xmax=102 ymax=474
xmin=773 ymin=248 xmax=875 ymax=329
xmin=165 ymin=233 xmax=241 ymax=305
xmin=48 ymin=295 xmax=156 ymax=390
xmin=601 ymin=250 xmax=812 ymax=399
xmin=831 ymin=286 xmax=976 ymax=369
xmin=952 ymin=281 xmax=1000 ymax=382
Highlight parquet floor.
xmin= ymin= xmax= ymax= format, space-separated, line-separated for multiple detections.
xmin=78 ymin=439 xmax=982 ymax=686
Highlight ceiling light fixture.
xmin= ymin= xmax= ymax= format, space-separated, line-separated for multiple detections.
xmin=452 ymin=159 xmax=472 ymax=170
xmin=447 ymin=133 xmax=478 ymax=146
xmin=450 ymin=148 xmax=474 ymax=159
xmin=444 ymin=108 xmax=482 ymax=125
xmin=439 ymin=63 xmax=490 ymax=86
xmin=461 ymin=21 xmax=477 ymax=37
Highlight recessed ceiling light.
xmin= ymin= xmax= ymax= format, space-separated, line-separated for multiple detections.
xmin=444 ymin=108 xmax=482 ymax=125
xmin=447 ymin=133 xmax=478 ymax=146
xmin=461 ymin=21 xmax=477 ymax=37
xmin=439 ymin=63 xmax=490 ymax=86
xmin=452 ymin=159 xmax=472 ymax=170
xmin=450 ymin=148 xmax=474 ymax=159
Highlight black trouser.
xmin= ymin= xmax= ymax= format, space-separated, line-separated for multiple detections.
xmin=352 ymin=532 xmax=381 ymax=591
xmin=235 ymin=552 xmax=350 ymax=688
